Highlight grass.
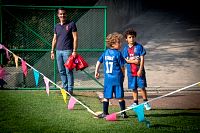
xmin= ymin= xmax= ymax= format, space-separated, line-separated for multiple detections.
xmin=0 ymin=90 xmax=200 ymax=133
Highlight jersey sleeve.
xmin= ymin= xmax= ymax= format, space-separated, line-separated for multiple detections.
xmin=118 ymin=52 xmax=125 ymax=67
xmin=139 ymin=45 xmax=146 ymax=56
xmin=54 ymin=25 xmax=57 ymax=34
xmin=71 ymin=21 xmax=77 ymax=32
xmin=98 ymin=52 xmax=104 ymax=63
xmin=122 ymin=46 xmax=128 ymax=58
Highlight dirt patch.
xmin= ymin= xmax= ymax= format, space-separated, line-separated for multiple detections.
xmin=94 ymin=91 xmax=200 ymax=109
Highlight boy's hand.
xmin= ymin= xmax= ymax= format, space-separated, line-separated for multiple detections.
xmin=95 ymin=72 xmax=100 ymax=79
xmin=125 ymin=58 xmax=130 ymax=63
xmin=72 ymin=51 xmax=77 ymax=57
xmin=137 ymin=69 xmax=142 ymax=77
xmin=51 ymin=52 xmax=55 ymax=60
xmin=125 ymin=58 xmax=140 ymax=65
xmin=134 ymin=59 xmax=140 ymax=65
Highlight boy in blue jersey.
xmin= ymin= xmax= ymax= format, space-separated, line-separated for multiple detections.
xmin=95 ymin=32 xmax=128 ymax=118
xmin=123 ymin=28 xmax=151 ymax=110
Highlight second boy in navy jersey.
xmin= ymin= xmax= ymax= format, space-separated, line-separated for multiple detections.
xmin=95 ymin=32 xmax=128 ymax=118
xmin=123 ymin=28 xmax=151 ymax=110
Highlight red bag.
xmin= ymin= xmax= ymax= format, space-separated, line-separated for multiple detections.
xmin=64 ymin=55 xmax=76 ymax=70
xmin=75 ymin=54 xmax=89 ymax=71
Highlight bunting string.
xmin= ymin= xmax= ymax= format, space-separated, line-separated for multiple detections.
xmin=0 ymin=44 xmax=97 ymax=116
xmin=116 ymin=81 xmax=200 ymax=115
xmin=1 ymin=44 xmax=199 ymax=120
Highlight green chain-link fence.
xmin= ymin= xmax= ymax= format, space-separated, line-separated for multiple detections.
xmin=0 ymin=5 xmax=107 ymax=90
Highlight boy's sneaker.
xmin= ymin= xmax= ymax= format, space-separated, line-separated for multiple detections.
xmin=97 ymin=113 xmax=107 ymax=119
xmin=120 ymin=113 xmax=128 ymax=118
xmin=144 ymin=102 xmax=151 ymax=110
xmin=69 ymin=90 xmax=73 ymax=95
xmin=128 ymin=102 xmax=138 ymax=109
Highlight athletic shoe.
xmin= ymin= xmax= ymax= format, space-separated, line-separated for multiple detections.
xmin=121 ymin=112 xmax=128 ymax=118
xmin=128 ymin=102 xmax=138 ymax=109
xmin=97 ymin=113 xmax=107 ymax=119
xmin=144 ymin=102 xmax=151 ymax=110
xmin=68 ymin=90 xmax=73 ymax=95
xmin=69 ymin=91 xmax=74 ymax=95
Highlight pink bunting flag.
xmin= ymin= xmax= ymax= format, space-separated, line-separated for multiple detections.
xmin=106 ymin=113 xmax=117 ymax=121
xmin=68 ymin=96 xmax=77 ymax=110
xmin=43 ymin=76 xmax=50 ymax=96
xmin=0 ymin=44 xmax=3 ymax=49
xmin=0 ymin=66 xmax=6 ymax=79
xmin=0 ymin=44 xmax=10 ymax=60
xmin=21 ymin=60 xmax=28 ymax=77
xmin=5 ymin=48 xmax=10 ymax=60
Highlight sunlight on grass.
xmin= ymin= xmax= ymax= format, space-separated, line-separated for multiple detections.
xmin=0 ymin=90 xmax=200 ymax=132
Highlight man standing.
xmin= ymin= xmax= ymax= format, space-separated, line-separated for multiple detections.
xmin=51 ymin=7 xmax=78 ymax=95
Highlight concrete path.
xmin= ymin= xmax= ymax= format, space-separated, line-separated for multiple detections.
xmin=110 ymin=91 xmax=200 ymax=109
xmin=122 ymin=10 xmax=200 ymax=90
xmin=96 ymin=89 xmax=200 ymax=109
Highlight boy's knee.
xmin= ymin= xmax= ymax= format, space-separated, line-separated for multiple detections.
xmin=103 ymin=98 xmax=109 ymax=102
xmin=132 ymin=90 xmax=138 ymax=93
xmin=139 ymin=88 xmax=146 ymax=92
xmin=118 ymin=98 xmax=124 ymax=102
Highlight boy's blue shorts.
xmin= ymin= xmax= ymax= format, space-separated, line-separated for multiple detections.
xmin=104 ymin=84 xmax=124 ymax=99
xmin=128 ymin=75 xmax=147 ymax=90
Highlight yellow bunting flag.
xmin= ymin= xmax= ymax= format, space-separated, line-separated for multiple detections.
xmin=61 ymin=89 xmax=67 ymax=103
xmin=13 ymin=54 xmax=19 ymax=68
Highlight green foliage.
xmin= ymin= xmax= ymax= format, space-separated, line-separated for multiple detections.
xmin=0 ymin=90 xmax=200 ymax=133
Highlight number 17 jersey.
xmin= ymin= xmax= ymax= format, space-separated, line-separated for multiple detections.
xmin=98 ymin=49 xmax=125 ymax=86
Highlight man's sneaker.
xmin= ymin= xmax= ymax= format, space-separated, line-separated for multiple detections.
xmin=97 ymin=113 xmax=107 ymax=119
xmin=128 ymin=102 xmax=138 ymax=109
xmin=121 ymin=113 xmax=128 ymax=118
xmin=144 ymin=102 xmax=151 ymax=110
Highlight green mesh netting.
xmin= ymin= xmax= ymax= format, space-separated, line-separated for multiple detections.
xmin=1 ymin=6 xmax=106 ymax=90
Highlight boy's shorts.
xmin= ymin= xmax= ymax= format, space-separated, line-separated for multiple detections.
xmin=128 ymin=75 xmax=147 ymax=90
xmin=104 ymin=84 xmax=124 ymax=99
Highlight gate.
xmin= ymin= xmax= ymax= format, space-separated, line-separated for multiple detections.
xmin=0 ymin=5 xmax=107 ymax=90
